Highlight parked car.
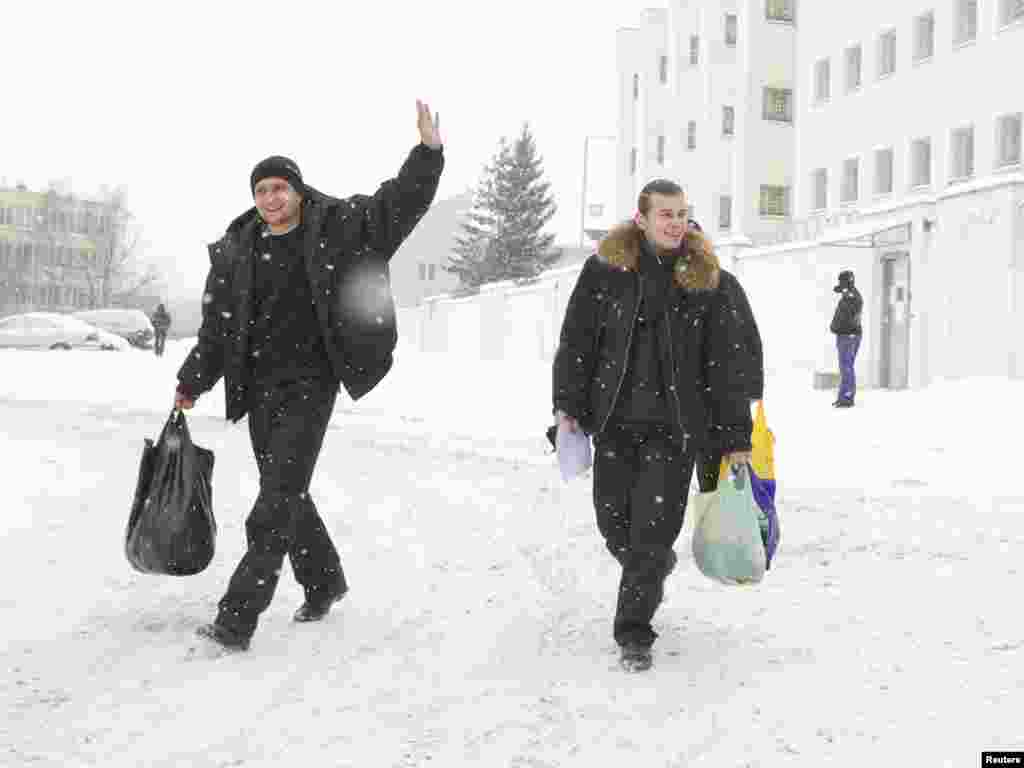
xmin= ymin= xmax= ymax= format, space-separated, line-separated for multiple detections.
xmin=0 ymin=312 xmax=129 ymax=350
xmin=72 ymin=308 xmax=155 ymax=349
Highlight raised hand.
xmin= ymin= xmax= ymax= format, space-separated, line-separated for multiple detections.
xmin=416 ymin=99 xmax=442 ymax=150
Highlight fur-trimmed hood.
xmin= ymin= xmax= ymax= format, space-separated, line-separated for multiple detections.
xmin=597 ymin=220 xmax=720 ymax=292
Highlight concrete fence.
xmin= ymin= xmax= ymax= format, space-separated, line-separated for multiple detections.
xmin=397 ymin=263 xmax=586 ymax=364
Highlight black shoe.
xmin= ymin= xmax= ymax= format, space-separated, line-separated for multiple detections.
xmin=620 ymin=642 xmax=653 ymax=672
xmin=196 ymin=623 xmax=250 ymax=652
xmin=293 ymin=587 xmax=347 ymax=623
xmin=835 ymin=400 xmax=854 ymax=408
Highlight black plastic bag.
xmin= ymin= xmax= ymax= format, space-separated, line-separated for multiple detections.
xmin=125 ymin=409 xmax=216 ymax=575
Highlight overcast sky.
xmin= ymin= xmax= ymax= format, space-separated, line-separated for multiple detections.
xmin=3 ymin=1 xmax=656 ymax=301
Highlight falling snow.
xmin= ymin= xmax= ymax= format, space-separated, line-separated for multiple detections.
xmin=0 ymin=342 xmax=1020 ymax=767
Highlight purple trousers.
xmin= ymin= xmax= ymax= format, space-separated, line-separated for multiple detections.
xmin=836 ymin=334 xmax=861 ymax=403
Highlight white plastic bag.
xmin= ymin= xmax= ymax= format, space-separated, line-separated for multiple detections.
xmin=691 ymin=464 xmax=766 ymax=586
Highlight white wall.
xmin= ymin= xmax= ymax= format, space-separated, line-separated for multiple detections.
xmin=925 ymin=180 xmax=1021 ymax=378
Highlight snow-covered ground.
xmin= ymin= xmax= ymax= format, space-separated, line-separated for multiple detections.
xmin=2 ymin=339 xmax=1023 ymax=767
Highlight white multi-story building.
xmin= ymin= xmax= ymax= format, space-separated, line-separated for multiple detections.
xmin=775 ymin=0 xmax=1024 ymax=388
xmin=616 ymin=0 xmax=798 ymax=244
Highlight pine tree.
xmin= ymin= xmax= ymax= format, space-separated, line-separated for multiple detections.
xmin=446 ymin=124 xmax=559 ymax=290
xmin=446 ymin=144 xmax=507 ymax=290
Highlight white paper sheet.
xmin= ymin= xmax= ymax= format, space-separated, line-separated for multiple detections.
xmin=556 ymin=424 xmax=592 ymax=482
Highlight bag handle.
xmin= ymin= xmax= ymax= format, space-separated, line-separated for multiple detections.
xmin=159 ymin=407 xmax=193 ymax=448
xmin=728 ymin=461 xmax=748 ymax=490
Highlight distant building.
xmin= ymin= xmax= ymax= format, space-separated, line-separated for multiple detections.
xmin=582 ymin=135 xmax=618 ymax=243
xmin=0 ymin=182 xmax=117 ymax=317
xmin=390 ymin=190 xmax=474 ymax=307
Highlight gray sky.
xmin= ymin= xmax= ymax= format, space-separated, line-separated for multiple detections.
xmin=4 ymin=1 xmax=653 ymax=301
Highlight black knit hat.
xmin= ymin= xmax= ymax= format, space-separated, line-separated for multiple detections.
xmin=250 ymin=155 xmax=304 ymax=198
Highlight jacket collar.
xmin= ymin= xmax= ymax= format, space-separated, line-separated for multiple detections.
xmin=597 ymin=220 xmax=720 ymax=292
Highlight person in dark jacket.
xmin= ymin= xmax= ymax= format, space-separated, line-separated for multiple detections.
xmin=173 ymin=99 xmax=444 ymax=652
xmin=687 ymin=219 xmax=763 ymax=494
xmin=552 ymin=178 xmax=753 ymax=672
xmin=830 ymin=269 xmax=863 ymax=407
xmin=150 ymin=303 xmax=171 ymax=357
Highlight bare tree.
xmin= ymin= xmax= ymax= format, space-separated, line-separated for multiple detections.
xmin=84 ymin=187 xmax=161 ymax=308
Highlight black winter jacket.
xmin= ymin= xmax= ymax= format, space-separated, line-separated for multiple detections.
xmin=830 ymin=284 xmax=863 ymax=336
xmin=717 ymin=269 xmax=764 ymax=400
xmin=552 ymin=223 xmax=753 ymax=456
xmin=177 ymin=143 xmax=443 ymax=422
xmin=688 ymin=218 xmax=763 ymax=400
xmin=151 ymin=308 xmax=171 ymax=333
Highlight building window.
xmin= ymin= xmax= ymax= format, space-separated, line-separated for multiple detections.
xmin=722 ymin=106 xmax=735 ymax=136
xmin=955 ymin=0 xmax=978 ymax=44
xmin=689 ymin=35 xmax=699 ymax=66
xmin=996 ymin=113 xmax=1022 ymax=167
xmin=687 ymin=121 xmax=697 ymax=150
xmin=588 ymin=204 xmax=605 ymax=216
xmin=418 ymin=263 xmax=426 ymax=280
xmin=762 ymin=87 xmax=793 ymax=122
xmin=633 ymin=73 xmax=639 ymax=101
xmin=875 ymin=147 xmax=894 ymax=195
xmin=630 ymin=147 xmax=637 ymax=175
xmin=877 ymin=29 xmax=896 ymax=77
xmin=812 ymin=168 xmax=828 ymax=210
xmin=846 ymin=43 xmax=864 ymax=91
xmin=657 ymin=135 xmax=666 ymax=165
xmin=814 ymin=58 xmax=830 ymax=102
xmin=914 ymin=11 xmax=935 ymax=61
xmin=725 ymin=14 xmax=738 ymax=46
xmin=911 ymin=138 xmax=932 ymax=187
xmin=428 ymin=264 xmax=437 ymax=280
xmin=659 ymin=55 xmax=668 ymax=84
xmin=1001 ymin=0 xmax=1024 ymax=26
xmin=842 ymin=157 xmax=860 ymax=203
xmin=719 ymin=195 xmax=733 ymax=230
xmin=759 ymin=185 xmax=790 ymax=217
xmin=950 ymin=125 xmax=975 ymax=180
xmin=766 ymin=0 xmax=795 ymax=23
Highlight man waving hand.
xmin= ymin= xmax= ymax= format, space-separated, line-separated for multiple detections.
xmin=176 ymin=100 xmax=443 ymax=653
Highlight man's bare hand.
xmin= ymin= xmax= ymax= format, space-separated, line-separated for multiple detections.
xmin=725 ymin=450 xmax=752 ymax=467
xmin=555 ymin=410 xmax=579 ymax=432
xmin=416 ymin=99 xmax=442 ymax=149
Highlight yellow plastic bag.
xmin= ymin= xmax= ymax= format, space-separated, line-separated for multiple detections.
xmin=718 ymin=401 xmax=775 ymax=483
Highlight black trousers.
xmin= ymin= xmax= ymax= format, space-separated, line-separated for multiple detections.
xmin=216 ymin=378 xmax=345 ymax=638
xmin=153 ymin=332 xmax=167 ymax=356
xmin=695 ymin=448 xmax=723 ymax=493
xmin=592 ymin=426 xmax=694 ymax=648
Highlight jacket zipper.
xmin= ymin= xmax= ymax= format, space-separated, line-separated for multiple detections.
xmin=597 ymin=274 xmax=644 ymax=436
xmin=653 ymin=249 xmax=688 ymax=448
xmin=663 ymin=305 xmax=688 ymax=453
